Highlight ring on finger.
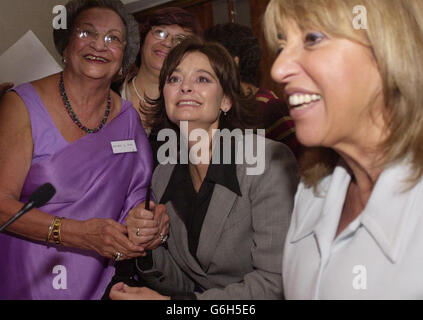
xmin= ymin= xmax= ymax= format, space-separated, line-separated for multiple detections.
xmin=159 ymin=233 xmax=168 ymax=244
xmin=114 ymin=251 xmax=123 ymax=261
xmin=136 ymin=227 xmax=140 ymax=237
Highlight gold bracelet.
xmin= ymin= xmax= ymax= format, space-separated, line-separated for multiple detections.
xmin=52 ymin=217 xmax=65 ymax=245
xmin=45 ymin=216 xmax=56 ymax=243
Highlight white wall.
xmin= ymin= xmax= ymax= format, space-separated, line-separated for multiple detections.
xmin=0 ymin=0 xmax=67 ymax=63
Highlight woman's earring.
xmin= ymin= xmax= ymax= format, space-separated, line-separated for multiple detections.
xmin=118 ymin=67 xmax=123 ymax=77
xmin=62 ymin=56 xmax=67 ymax=65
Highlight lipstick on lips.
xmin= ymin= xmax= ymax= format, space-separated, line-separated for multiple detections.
xmin=155 ymin=49 xmax=169 ymax=59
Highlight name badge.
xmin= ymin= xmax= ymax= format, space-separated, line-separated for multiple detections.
xmin=111 ymin=140 xmax=138 ymax=154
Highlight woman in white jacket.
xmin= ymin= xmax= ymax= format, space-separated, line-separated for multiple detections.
xmin=265 ymin=0 xmax=423 ymax=299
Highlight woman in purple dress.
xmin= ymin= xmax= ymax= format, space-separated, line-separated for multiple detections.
xmin=0 ymin=0 xmax=168 ymax=300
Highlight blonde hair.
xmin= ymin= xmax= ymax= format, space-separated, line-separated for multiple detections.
xmin=264 ymin=0 xmax=423 ymax=188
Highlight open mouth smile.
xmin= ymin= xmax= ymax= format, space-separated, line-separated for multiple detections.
xmin=84 ymin=54 xmax=109 ymax=63
xmin=288 ymin=93 xmax=322 ymax=110
xmin=176 ymin=100 xmax=202 ymax=107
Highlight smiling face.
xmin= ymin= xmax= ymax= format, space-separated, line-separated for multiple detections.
xmin=163 ymin=51 xmax=231 ymax=133
xmin=141 ymin=24 xmax=193 ymax=76
xmin=270 ymin=19 xmax=385 ymax=152
xmin=64 ymin=8 xmax=126 ymax=81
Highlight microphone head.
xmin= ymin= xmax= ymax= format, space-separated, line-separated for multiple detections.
xmin=29 ymin=183 xmax=56 ymax=208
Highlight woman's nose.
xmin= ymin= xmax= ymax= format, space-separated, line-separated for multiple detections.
xmin=180 ymin=80 xmax=193 ymax=93
xmin=160 ymin=36 xmax=173 ymax=48
xmin=91 ymin=35 xmax=107 ymax=51
xmin=271 ymin=46 xmax=301 ymax=85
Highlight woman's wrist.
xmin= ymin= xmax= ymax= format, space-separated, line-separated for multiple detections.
xmin=45 ymin=216 xmax=56 ymax=243
xmin=58 ymin=218 xmax=85 ymax=249
xmin=46 ymin=216 xmax=65 ymax=245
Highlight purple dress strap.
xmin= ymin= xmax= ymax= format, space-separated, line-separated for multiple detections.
xmin=0 ymin=82 xmax=153 ymax=300
xmin=13 ymin=83 xmax=69 ymax=164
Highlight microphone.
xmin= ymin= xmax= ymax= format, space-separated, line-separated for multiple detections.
xmin=0 ymin=183 xmax=56 ymax=233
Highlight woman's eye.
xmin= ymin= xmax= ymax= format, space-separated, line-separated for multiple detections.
xmin=105 ymin=35 xmax=121 ymax=43
xmin=198 ymin=76 xmax=211 ymax=83
xmin=276 ymin=46 xmax=284 ymax=56
xmin=304 ymin=32 xmax=325 ymax=46
xmin=78 ymin=29 xmax=91 ymax=39
xmin=154 ymin=29 xmax=168 ymax=39
xmin=167 ymin=75 xmax=180 ymax=83
xmin=109 ymin=35 xmax=121 ymax=42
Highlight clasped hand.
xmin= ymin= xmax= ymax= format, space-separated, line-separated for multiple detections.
xmin=126 ymin=201 xmax=170 ymax=250
xmin=80 ymin=201 xmax=169 ymax=261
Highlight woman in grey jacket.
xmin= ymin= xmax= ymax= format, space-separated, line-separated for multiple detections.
xmin=109 ymin=37 xmax=298 ymax=300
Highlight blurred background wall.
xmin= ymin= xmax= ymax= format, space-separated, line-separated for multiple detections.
xmin=0 ymin=0 xmax=276 ymax=94
xmin=0 ymin=0 xmax=67 ymax=63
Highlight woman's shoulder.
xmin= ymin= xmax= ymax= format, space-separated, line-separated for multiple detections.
xmin=0 ymin=78 xmax=43 ymax=119
xmin=264 ymin=137 xmax=299 ymax=181
xmin=0 ymin=89 xmax=28 ymax=118
xmin=265 ymin=136 xmax=294 ymax=155
xmin=31 ymin=73 xmax=60 ymax=93
xmin=0 ymin=88 xmax=32 ymax=146
xmin=234 ymin=136 xmax=299 ymax=192
xmin=258 ymin=137 xmax=297 ymax=168
xmin=235 ymin=133 xmax=294 ymax=157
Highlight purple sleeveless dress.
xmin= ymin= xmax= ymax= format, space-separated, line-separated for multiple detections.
xmin=0 ymin=83 xmax=153 ymax=300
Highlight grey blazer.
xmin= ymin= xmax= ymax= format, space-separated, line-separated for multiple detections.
xmin=143 ymin=138 xmax=298 ymax=299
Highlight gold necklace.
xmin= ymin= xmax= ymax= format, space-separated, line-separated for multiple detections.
xmin=131 ymin=76 xmax=147 ymax=105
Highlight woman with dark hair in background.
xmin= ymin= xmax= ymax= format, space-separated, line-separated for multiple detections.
xmin=120 ymin=7 xmax=202 ymax=131
xmin=117 ymin=7 xmax=202 ymax=169
xmin=204 ymin=23 xmax=302 ymax=159
xmin=0 ymin=0 xmax=168 ymax=300
xmin=109 ymin=37 xmax=298 ymax=300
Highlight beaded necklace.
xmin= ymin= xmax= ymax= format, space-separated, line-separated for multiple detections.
xmin=59 ymin=72 xmax=111 ymax=134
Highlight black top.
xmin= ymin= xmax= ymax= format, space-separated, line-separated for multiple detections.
xmin=161 ymin=160 xmax=242 ymax=260
xmin=159 ymin=156 xmax=242 ymax=300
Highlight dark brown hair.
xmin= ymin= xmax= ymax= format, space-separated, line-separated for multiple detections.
xmin=135 ymin=7 xmax=202 ymax=68
xmin=145 ymin=37 xmax=259 ymax=133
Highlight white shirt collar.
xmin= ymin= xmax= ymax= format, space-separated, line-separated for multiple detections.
xmin=290 ymin=158 xmax=420 ymax=263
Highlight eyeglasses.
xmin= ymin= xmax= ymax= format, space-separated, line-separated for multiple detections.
xmin=150 ymin=26 xmax=188 ymax=46
xmin=74 ymin=27 xmax=126 ymax=49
